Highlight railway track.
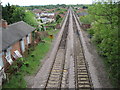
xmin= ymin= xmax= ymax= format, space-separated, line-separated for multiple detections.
xmin=72 ymin=11 xmax=93 ymax=89
xmin=44 ymin=8 xmax=93 ymax=89
xmin=45 ymin=12 xmax=70 ymax=88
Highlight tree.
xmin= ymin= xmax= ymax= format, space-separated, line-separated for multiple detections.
xmin=12 ymin=7 xmax=25 ymax=23
xmin=2 ymin=3 xmax=38 ymax=26
xmin=56 ymin=14 xmax=61 ymax=24
xmin=23 ymin=11 xmax=38 ymax=26
xmin=2 ymin=4 xmax=26 ymax=24
xmin=2 ymin=3 xmax=17 ymax=24
xmin=83 ymin=2 xmax=119 ymax=87
xmin=82 ymin=6 xmax=88 ymax=9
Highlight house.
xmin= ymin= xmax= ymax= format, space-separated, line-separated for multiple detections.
xmin=33 ymin=9 xmax=42 ymax=19
xmin=46 ymin=9 xmax=55 ymax=12
xmin=0 ymin=20 xmax=35 ymax=73
xmin=40 ymin=13 xmax=55 ymax=17
xmin=33 ymin=9 xmax=42 ymax=14
xmin=39 ymin=16 xmax=55 ymax=24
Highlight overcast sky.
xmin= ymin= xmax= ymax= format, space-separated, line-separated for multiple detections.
xmin=1 ymin=0 xmax=92 ymax=6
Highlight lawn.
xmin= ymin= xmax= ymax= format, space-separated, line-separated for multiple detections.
xmin=2 ymin=29 xmax=59 ymax=88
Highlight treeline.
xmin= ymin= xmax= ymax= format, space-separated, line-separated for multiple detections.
xmin=23 ymin=4 xmax=67 ymax=10
xmin=23 ymin=4 xmax=90 ymax=11
xmin=2 ymin=3 xmax=38 ymax=26
xmin=71 ymin=4 xmax=91 ymax=8
xmin=80 ymin=2 xmax=119 ymax=87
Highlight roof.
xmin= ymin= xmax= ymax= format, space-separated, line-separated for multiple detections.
xmin=1 ymin=21 xmax=35 ymax=50
xmin=33 ymin=9 xmax=42 ymax=13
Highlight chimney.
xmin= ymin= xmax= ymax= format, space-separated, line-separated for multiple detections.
xmin=2 ymin=20 xmax=8 ymax=29
xmin=0 ymin=19 xmax=8 ymax=29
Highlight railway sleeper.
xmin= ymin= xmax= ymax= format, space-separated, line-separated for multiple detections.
xmin=51 ymin=69 xmax=62 ymax=72
xmin=50 ymin=75 xmax=60 ymax=78
xmin=78 ymin=71 xmax=88 ymax=74
xmin=49 ymin=77 xmax=60 ymax=81
xmin=77 ymin=67 xmax=86 ymax=70
xmin=78 ymin=81 xmax=90 ymax=85
xmin=78 ymin=77 xmax=89 ymax=81
xmin=48 ymin=80 xmax=60 ymax=84
xmin=77 ymin=69 xmax=87 ymax=72
xmin=78 ymin=74 xmax=88 ymax=78
xmin=78 ymin=84 xmax=91 ymax=88
xmin=46 ymin=84 xmax=59 ymax=88
xmin=52 ymin=67 xmax=62 ymax=69
xmin=77 ymin=65 xmax=86 ymax=67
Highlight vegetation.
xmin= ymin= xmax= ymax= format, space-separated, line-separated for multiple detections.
xmin=55 ymin=8 xmax=67 ymax=12
xmin=3 ymin=40 xmax=50 ymax=88
xmin=24 ymin=10 xmax=38 ymax=26
xmin=80 ymin=15 xmax=92 ymax=24
xmin=80 ymin=2 xmax=119 ymax=87
xmin=2 ymin=4 xmax=24 ymax=24
xmin=2 ymin=3 xmax=38 ymax=26
xmin=56 ymin=14 xmax=62 ymax=24
xmin=24 ymin=4 xmax=67 ymax=10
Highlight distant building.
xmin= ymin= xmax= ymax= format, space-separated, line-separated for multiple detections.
xmin=40 ymin=13 xmax=55 ymax=17
xmin=33 ymin=9 xmax=42 ymax=14
xmin=38 ymin=13 xmax=55 ymax=24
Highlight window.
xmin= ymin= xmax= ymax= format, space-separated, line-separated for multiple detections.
xmin=5 ymin=48 xmax=13 ymax=65
xmin=13 ymin=50 xmax=22 ymax=59
xmin=0 ymin=53 xmax=3 ymax=70
xmin=27 ymin=34 xmax=31 ymax=44
xmin=20 ymin=38 xmax=25 ymax=53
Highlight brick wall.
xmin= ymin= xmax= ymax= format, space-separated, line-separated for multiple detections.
xmin=11 ymin=41 xmax=21 ymax=57
xmin=2 ymin=41 xmax=22 ymax=71
xmin=30 ymin=33 xmax=32 ymax=43
xmin=2 ymin=33 xmax=33 ymax=71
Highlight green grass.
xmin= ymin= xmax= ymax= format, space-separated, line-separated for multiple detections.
xmin=3 ymin=29 xmax=59 ymax=88
xmin=48 ymin=29 xmax=59 ymax=35
xmin=3 ymin=73 xmax=26 ymax=88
